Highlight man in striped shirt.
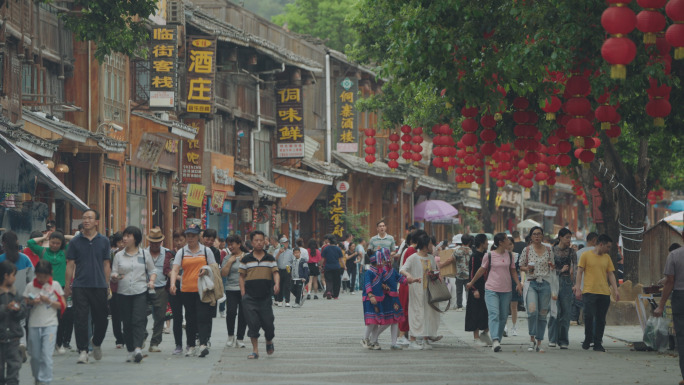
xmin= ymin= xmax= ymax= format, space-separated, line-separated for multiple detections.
xmin=239 ymin=230 xmax=280 ymax=359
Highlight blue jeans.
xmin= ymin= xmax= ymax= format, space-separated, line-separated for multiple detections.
xmin=484 ymin=289 xmax=512 ymax=342
xmin=526 ymin=280 xmax=551 ymax=341
xmin=547 ymin=276 xmax=574 ymax=345
xmin=28 ymin=325 xmax=58 ymax=383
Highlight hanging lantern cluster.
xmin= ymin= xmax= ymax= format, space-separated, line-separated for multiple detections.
xmin=479 ymin=114 xmax=498 ymax=157
xmin=647 ymin=187 xmax=665 ymax=205
xmin=512 ymin=97 xmax=541 ymax=189
xmin=364 ymin=128 xmax=377 ymax=165
xmin=571 ymin=179 xmax=590 ymax=206
xmin=595 ymin=92 xmax=621 ymax=131
xmin=553 ymin=114 xmax=573 ymax=167
xmin=637 ymin=0 xmax=667 ymax=43
xmin=411 ymin=126 xmax=424 ymax=165
xmin=646 ymin=77 xmax=672 ymax=126
xmin=564 ymin=75 xmax=597 ymax=165
xmin=574 ymin=136 xmax=601 ymax=165
xmin=387 ymin=132 xmax=400 ymax=171
xmin=431 ymin=124 xmax=455 ymax=173
xmin=400 ymin=125 xmax=413 ymax=163
xmin=601 ymin=1 xmax=638 ymax=78
xmin=666 ymin=0 xmax=684 ymax=59
xmin=460 ymin=106 xmax=479 ymax=152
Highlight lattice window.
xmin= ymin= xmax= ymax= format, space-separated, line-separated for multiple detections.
xmin=103 ymin=53 xmax=126 ymax=122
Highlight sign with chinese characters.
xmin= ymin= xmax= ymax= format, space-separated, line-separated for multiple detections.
xmin=181 ymin=119 xmax=204 ymax=183
xmin=132 ymin=133 xmax=166 ymax=170
xmin=149 ymin=26 xmax=177 ymax=109
xmin=185 ymin=36 xmax=217 ymax=114
xmin=210 ymin=152 xmax=235 ymax=193
xmin=275 ymin=86 xmax=304 ymax=158
xmin=186 ymin=184 xmax=205 ymax=207
xmin=210 ymin=190 xmax=226 ymax=213
xmin=336 ymin=78 xmax=358 ymax=152
xmin=327 ymin=187 xmax=346 ymax=238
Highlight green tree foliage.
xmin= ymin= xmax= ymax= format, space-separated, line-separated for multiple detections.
xmin=349 ymin=0 xmax=684 ymax=281
xmin=271 ymin=0 xmax=357 ymax=52
xmin=44 ymin=0 xmax=158 ymax=61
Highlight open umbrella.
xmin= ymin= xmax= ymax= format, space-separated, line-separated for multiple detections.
xmin=662 ymin=211 xmax=684 ymax=232
xmin=414 ymin=200 xmax=458 ymax=222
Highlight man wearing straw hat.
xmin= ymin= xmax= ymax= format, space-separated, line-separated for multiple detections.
xmin=145 ymin=227 xmax=173 ymax=353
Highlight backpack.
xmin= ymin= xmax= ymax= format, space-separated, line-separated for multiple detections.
xmin=453 ymin=246 xmax=471 ymax=280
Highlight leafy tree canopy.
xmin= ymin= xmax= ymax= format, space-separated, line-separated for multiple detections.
xmin=272 ymin=0 xmax=357 ymax=52
xmin=43 ymin=0 xmax=158 ymax=61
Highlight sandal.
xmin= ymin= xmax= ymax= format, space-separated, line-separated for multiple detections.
xmin=266 ymin=343 xmax=274 ymax=355
xmin=247 ymin=352 xmax=259 ymax=359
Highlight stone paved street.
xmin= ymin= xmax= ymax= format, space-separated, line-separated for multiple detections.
xmin=21 ymin=291 xmax=680 ymax=385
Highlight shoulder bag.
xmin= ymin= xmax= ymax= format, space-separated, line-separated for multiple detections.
xmin=427 ymin=270 xmax=452 ymax=313
xmin=142 ymin=250 xmax=157 ymax=313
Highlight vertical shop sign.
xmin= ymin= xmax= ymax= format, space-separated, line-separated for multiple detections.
xmin=186 ymin=184 xmax=205 ymax=207
xmin=149 ymin=26 xmax=177 ymax=108
xmin=327 ymin=187 xmax=346 ymax=238
xmin=210 ymin=190 xmax=226 ymax=213
xmin=336 ymin=77 xmax=358 ymax=152
xmin=185 ymin=36 xmax=217 ymax=114
xmin=181 ymin=119 xmax=204 ymax=183
xmin=275 ymin=86 xmax=304 ymax=158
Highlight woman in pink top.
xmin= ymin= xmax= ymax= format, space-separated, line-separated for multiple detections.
xmin=466 ymin=233 xmax=522 ymax=352
xmin=306 ymin=239 xmax=322 ymax=299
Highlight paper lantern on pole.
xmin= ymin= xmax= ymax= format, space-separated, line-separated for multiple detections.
xmin=388 ymin=132 xmax=400 ymax=171
xmin=364 ymin=128 xmax=376 ymax=165
xmin=601 ymin=2 xmax=638 ymax=78
xmin=400 ymin=125 xmax=412 ymax=162
xmin=411 ymin=127 xmax=424 ymax=165
xmin=666 ymin=0 xmax=684 ymax=59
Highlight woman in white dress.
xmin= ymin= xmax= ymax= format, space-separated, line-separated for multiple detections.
xmin=400 ymin=230 xmax=441 ymax=350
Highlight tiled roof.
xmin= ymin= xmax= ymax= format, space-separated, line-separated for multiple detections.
xmin=234 ymin=171 xmax=288 ymax=199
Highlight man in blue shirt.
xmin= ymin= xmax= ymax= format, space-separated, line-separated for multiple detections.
xmin=64 ymin=209 xmax=111 ymax=364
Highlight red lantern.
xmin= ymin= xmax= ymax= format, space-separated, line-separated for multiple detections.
xmin=602 ymin=37 xmax=638 ymax=78
xmin=646 ymin=98 xmax=672 ymax=126
xmin=566 ymin=118 xmax=595 ymax=137
xmin=666 ymin=0 xmax=684 ymax=59
xmin=602 ymin=5 xmax=638 ymax=35
xmin=636 ymin=1 xmax=667 ymax=44
xmin=364 ymin=128 xmax=376 ymax=165
xmin=541 ymin=96 xmax=562 ymax=120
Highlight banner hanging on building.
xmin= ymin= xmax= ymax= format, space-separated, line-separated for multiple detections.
xmin=275 ymin=86 xmax=304 ymax=158
xmin=186 ymin=184 xmax=206 ymax=207
xmin=336 ymin=77 xmax=358 ymax=153
xmin=327 ymin=187 xmax=346 ymax=238
xmin=149 ymin=26 xmax=177 ymax=109
xmin=210 ymin=190 xmax=226 ymax=213
xmin=181 ymin=119 xmax=204 ymax=184
xmin=185 ymin=36 xmax=217 ymax=114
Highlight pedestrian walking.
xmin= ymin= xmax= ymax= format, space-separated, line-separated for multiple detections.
xmin=396 ymin=231 xmax=417 ymax=345
xmin=169 ymin=225 xmax=217 ymax=358
xmin=361 ymin=248 xmax=386 ymax=350
xmin=467 ymin=233 xmax=522 ymax=352
xmin=379 ymin=248 xmax=410 ymax=350
xmin=548 ymin=228 xmax=577 ymax=349
xmin=273 ymin=237 xmax=294 ymax=307
xmin=342 ymin=241 xmax=359 ymax=294
xmin=0 ymin=260 xmax=26 ymax=385
xmin=165 ymin=230 xmax=186 ymax=355
xmin=24 ymin=260 xmax=65 ymax=384
xmin=144 ymin=227 xmax=172 ymax=353
xmin=400 ymin=230 xmax=441 ymax=350
xmin=519 ymin=226 xmax=554 ymax=353
xmin=108 ymin=232 xmax=125 ymax=349
xmin=110 ymin=226 xmax=157 ymax=363
xmin=439 ymin=234 xmax=471 ymax=311
xmin=654 ymin=231 xmax=684 ymax=385
xmin=290 ymin=248 xmax=309 ymax=307
xmin=321 ymin=235 xmax=343 ymax=300
xmin=571 ymin=232 xmax=598 ymax=325
xmin=27 ymin=231 xmax=73 ymax=353
xmin=465 ymin=234 xmax=491 ymax=347
xmin=220 ymin=235 xmax=247 ymax=348
xmin=573 ymin=234 xmax=619 ymax=352
xmin=505 ymin=236 xmax=522 ymax=336
xmin=63 ymin=209 xmax=111 ymax=364
xmin=239 ymin=231 xmax=280 ymax=359
xmin=368 ymin=220 xmax=397 ymax=264
xmin=306 ymin=239 xmax=322 ymax=299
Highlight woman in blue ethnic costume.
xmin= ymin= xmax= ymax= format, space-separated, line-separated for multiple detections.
xmin=379 ymin=247 xmax=408 ymax=350
xmin=361 ymin=249 xmax=385 ymax=350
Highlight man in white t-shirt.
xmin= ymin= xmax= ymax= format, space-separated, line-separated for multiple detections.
xmin=368 ymin=220 xmax=396 ymax=267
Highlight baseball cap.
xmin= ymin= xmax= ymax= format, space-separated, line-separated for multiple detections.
xmin=184 ymin=225 xmax=202 ymax=235
xmin=279 ymin=236 xmax=289 ymax=243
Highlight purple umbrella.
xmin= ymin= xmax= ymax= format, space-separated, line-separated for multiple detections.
xmin=413 ymin=200 xmax=458 ymax=222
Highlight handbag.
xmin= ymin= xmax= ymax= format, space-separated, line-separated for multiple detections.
xmin=426 ymin=270 xmax=451 ymax=312
xmin=143 ymin=250 xmax=157 ymax=307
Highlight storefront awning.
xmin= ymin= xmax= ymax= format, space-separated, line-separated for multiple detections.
xmin=0 ymin=133 xmax=89 ymax=211
xmin=274 ymin=166 xmax=331 ymax=212
xmin=234 ymin=171 xmax=287 ymax=199
xmin=0 ymin=116 xmax=59 ymax=158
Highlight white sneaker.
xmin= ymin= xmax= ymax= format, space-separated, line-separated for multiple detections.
xmin=92 ymin=345 xmax=102 ymax=360
xmin=548 ymin=342 xmax=557 ymax=348
xmin=361 ymin=338 xmax=370 ymax=349
xmin=422 ymin=340 xmax=433 ymax=350
xmin=479 ymin=332 xmax=493 ymax=346
xmin=285 ymin=302 xmax=291 ymax=307
xmin=57 ymin=346 xmax=66 ymax=355
xmin=528 ymin=341 xmax=536 ymax=352
xmin=492 ymin=340 xmax=501 ymax=352
xmin=370 ymin=342 xmax=382 ymax=350
xmin=511 ymin=325 xmax=518 ymax=336
xmin=396 ymin=336 xmax=410 ymax=346
xmin=126 ymin=352 xmax=135 ymax=362
xmin=220 ymin=311 xmax=226 ymax=318
xmin=77 ymin=351 xmax=88 ymax=364
xmin=408 ymin=341 xmax=424 ymax=350
xmin=185 ymin=346 xmax=197 ymax=357
xmin=226 ymin=336 xmax=236 ymax=348
xmin=277 ymin=302 xmax=283 ymax=307
xmin=235 ymin=339 xmax=246 ymax=348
